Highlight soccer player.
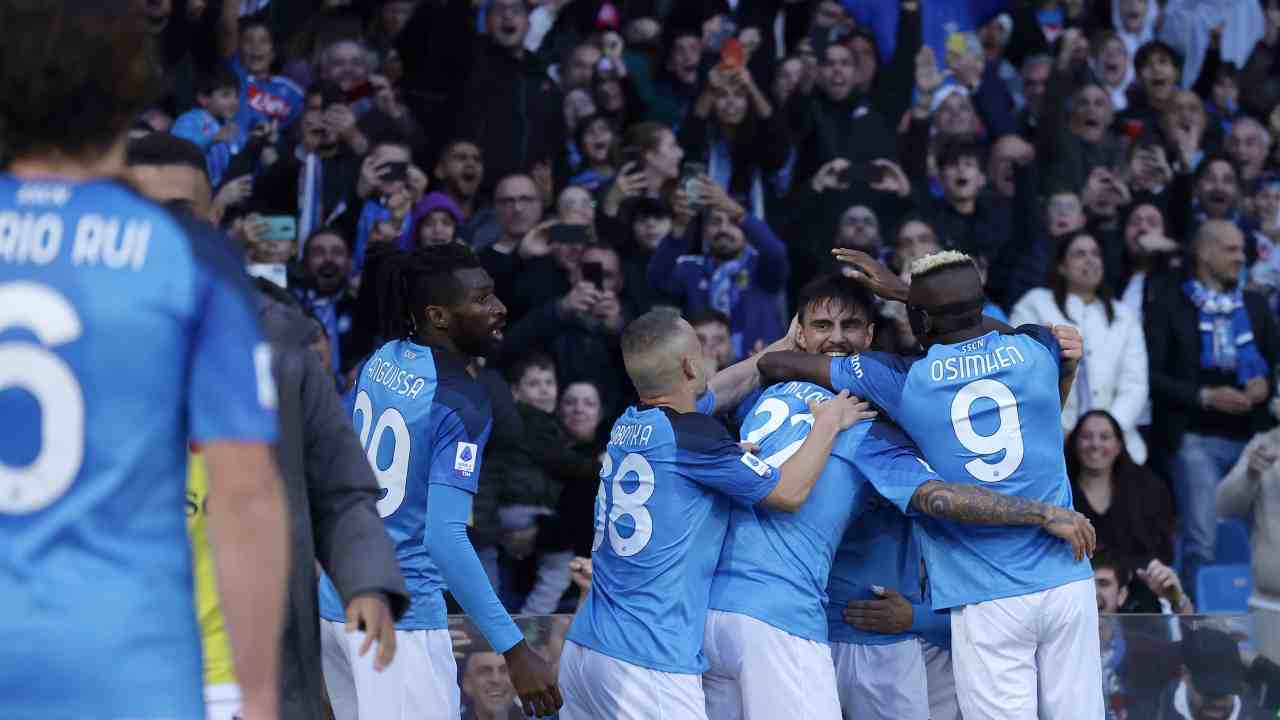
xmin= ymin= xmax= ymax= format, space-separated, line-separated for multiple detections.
xmin=707 ymin=275 xmax=1096 ymax=720
xmin=759 ymin=250 xmax=1104 ymax=720
xmin=316 ymin=245 xmax=560 ymax=719
xmin=0 ymin=3 xmax=288 ymax=719
xmin=557 ymin=309 xmax=864 ymax=719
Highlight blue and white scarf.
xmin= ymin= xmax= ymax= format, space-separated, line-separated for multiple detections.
xmin=1182 ymin=279 xmax=1269 ymax=384
xmin=707 ymin=245 xmax=757 ymax=356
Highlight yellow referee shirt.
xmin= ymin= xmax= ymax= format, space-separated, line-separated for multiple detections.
xmin=186 ymin=451 xmax=236 ymax=686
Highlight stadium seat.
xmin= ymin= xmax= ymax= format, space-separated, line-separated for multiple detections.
xmin=1215 ymin=520 xmax=1251 ymax=564
xmin=1196 ymin=564 xmax=1252 ymax=613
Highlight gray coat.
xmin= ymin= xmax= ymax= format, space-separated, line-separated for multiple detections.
xmin=256 ymin=289 xmax=409 ymax=719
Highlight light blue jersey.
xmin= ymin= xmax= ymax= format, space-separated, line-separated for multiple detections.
xmin=709 ymin=382 xmax=939 ymax=643
xmin=318 ymin=341 xmax=491 ymax=630
xmin=828 ymin=326 xmax=1092 ymax=609
xmin=0 ymin=176 xmax=277 ymax=718
xmin=568 ymin=403 xmax=780 ymax=674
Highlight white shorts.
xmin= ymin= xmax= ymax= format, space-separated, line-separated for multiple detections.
xmin=319 ymin=618 xmax=459 ymax=720
xmin=921 ymin=640 xmax=961 ymax=720
xmin=830 ymin=638 xmax=928 ymax=720
xmin=702 ymin=609 xmax=840 ymax=720
xmin=558 ymin=640 xmax=707 ymax=720
xmin=950 ymin=577 xmax=1103 ymax=720
xmin=203 ymin=683 xmax=241 ymax=720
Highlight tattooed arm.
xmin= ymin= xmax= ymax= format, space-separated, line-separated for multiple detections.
xmin=909 ymin=480 xmax=1096 ymax=561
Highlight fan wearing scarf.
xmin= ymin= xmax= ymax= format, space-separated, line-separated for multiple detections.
xmin=1149 ymin=219 xmax=1280 ymax=602
xmin=647 ymin=176 xmax=789 ymax=360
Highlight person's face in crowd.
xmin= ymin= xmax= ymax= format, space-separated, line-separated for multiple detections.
xmin=1138 ymin=50 xmax=1178 ymax=105
xmin=513 ymin=365 xmax=558 ymax=414
xmin=1197 ymin=223 xmax=1247 ymax=288
xmin=461 ymin=652 xmax=518 ymax=718
xmin=798 ymin=298 xmax=873 ymax=357
xmin=304 ymin=232 xmax=352 ymax=295
xmin=1165 ymin=89 xmax=1205 ymax=138
xmin=495 ymin=176 xmax=542 ymax=239
xmin=559 ymin=382 xmax=603 ymax=443
xmin=837 ymin=205 xmax=881 ymax=252
xmin=1069 ymin=85 xmax=1114 ymax=144
xmin=1075 ymin=413 xmax=1122 ymax=474
xmin=563 ymin=88 xmax=597 ymax=132
xmin=417 ymin=211 xmax=457 ymax=248
xmin=581 ymin=117 xmax=615 ymax=167
xmin=773 ymin=57 xmax=806 ymax=103
xmin=204 ymin=87 xmax=240 ymax=123
xmin=130 ymin=164 xmax=214 ymax=221
xmin=325 ymin=41 xmax=369 ymax=93
xmin=632 ymin=212 xmax=671 ymax=251
xmin=436 ymin=141 xmax=484 ymax=199
xmin=820 ymin=45 xmax=856 ymax=103
xmin=1226 ymin=121 xmax=1270 ymax=181
xmin=848 ymin=36 xmax=878 ymax=92
xmin=1083 ymin=167 xmax=1124 ymax=218
xmin=668 ymin=35 xmax=702 ymax=86
xmin=813 ymin=1 xmax=848 ymax=29
xmin=1022 ymin=60 xmax=1051 ymax=117
xmin=187 ymin=0 xmax=208 ymax=22
xmin=1119 ymin=0 xmax=1149 ymax=33
xmin=1094 ymin=566 xmax=1128 ymax=612
xmin=894 ymin=220 xmax=942 ymax=272
xmin=645 ymin=129 xmax=684 ymax=181
xmin=594 ymin=76 xmax=626 ymax=113
xmin=936 ymin=93 xmax=980 ymax=137
xmin=797 ymin=38 xmax=818 ymax=78
xmin=143 ymin=0 xmax=172 ymax=34
xmin=1255 ymin=183 xmax=1280 ymax=225
xmin=978 ymin=18 xmax=1009 ymax=61
xmin=1184 ymin=675 xmax=1238 ymax=720
xmin=705 ymin=210 xmax=747 ymax=260
xmin=1212 ymin=73 xmax=1239 ymax=112
xmin=1096 ymin=37 xmax=1130 ymax=88
xmin=486 ymin=0 xmax=530 ymax=51
xmin=578 ymin=246 xmax=623 ymax=294
xmin=713 ymin=84 xmax=749 ymax=127
xmin=302 ymin=108 xmax=339 ymax=153
xmin=1196 ymin=159 xmax=1239 ymax=218
xmin=566 ymin=44 xmax=603 ymax=90
xmin=693 ymin=320 xmax=733 ymax=373
xmin=988 ymin=136 xmax=1022 ymax=198
xmin=1048 ymin=192 xmax=1086 ymax=236
xmin=1124 ymin=202 xmax=1165 ymax=254
xmin=240 ymin=24 xmax=275 ymax=77
xmin=1059 ymin=234 xmax=1105 ymax=296
xmin=940 ymin=155 xmax=986 ymax=204
xmin=381 ymin=1 xmax=415 ymax=39
xmin=557 ymin=185 xmax=596 ymax=226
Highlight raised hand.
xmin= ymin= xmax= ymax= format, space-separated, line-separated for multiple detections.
xmin=831 ymin=248 xmax=910 ymax=302
xmin=869 ymin=159 xmax=910 ymax=198
xmin=811 ymin=158 xmax=852 ymax=193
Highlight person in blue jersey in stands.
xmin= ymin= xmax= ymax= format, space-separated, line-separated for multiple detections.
xmin=760 ymin=248 xmax=1103 ymax=720
xmin=316 ymin=244 xmax=560 ymax=719
xmin=706 ymin=275 xmax=1097 ymax=720
xmin=557 ymin=309 xmax=866 ymax=720
xmin=0 ymin=3 xmax=289 ymax=719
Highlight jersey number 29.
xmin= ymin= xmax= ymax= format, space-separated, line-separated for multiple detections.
xmin=950 ymin=378 xmax=1025 ymax=483
xmin=592 ymin=452 xmax=656 ymax=557
xmin=353 ymin=390 xmax=410 ymax=517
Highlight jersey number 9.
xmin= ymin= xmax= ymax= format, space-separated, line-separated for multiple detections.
xmin=592 ymin=452 xmax=656 ymax=557
xmin=950 ymin=379 xmax=1025 ymax=483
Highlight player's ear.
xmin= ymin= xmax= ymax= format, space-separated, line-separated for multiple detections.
xmin=425 ymin=304 xmax=450 ymax=330
xmin=865 ymin=321 xmax=875 ymax=347
xmin=681 ymin=353 xmax=699 ymax=382
xmin=795 ymin=327 xmax=809 ymax=352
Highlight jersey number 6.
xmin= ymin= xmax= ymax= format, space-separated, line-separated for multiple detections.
xmin=592 ymin=452 xmax=656 ymax=557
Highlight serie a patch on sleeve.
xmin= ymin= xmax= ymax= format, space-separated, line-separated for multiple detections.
xmin=454 ymin=442 xmax=478 ymax=477
xmin=740 ymin=452 xmax=772 ymax=478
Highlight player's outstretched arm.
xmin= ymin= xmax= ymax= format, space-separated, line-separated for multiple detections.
xmin=757 ymin=350 xmax=834 ymax=388
xmin=762 ymin=392 xmax=873 ymax=511
xmin=203 ymin=441 xmax=290 ymax=720
xmin=910 ymin=480 xmax=1096 ymax=561
xmin=1051 ymin=324 xmax=1083 ymax=410
xmin=424 ymin=484 xmax=563 ymax=717
xmin=706 ymin=317 xmax=802 ymax=413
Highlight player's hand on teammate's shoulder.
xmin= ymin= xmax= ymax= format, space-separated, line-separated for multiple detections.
xmin=504 ymin=640 xmax=564 ymax=717
xmin=345 ymin=592 xmax=397 ymax=672
xmin=1041 ymin=506 xmax=1096 ymax=561
xmin=831 ymin=249 xmax=909 ymax=302
xmin=1049 ymin=324 xmax=1083 ymax=370
xmin=843 ymin=586 xmax=913 ymax=635
xmin=809 ymin=390 xmax=877 ymax=431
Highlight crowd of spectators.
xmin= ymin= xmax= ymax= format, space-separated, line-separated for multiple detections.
xmin=89 ymin=0 xmax=1280 ymax=699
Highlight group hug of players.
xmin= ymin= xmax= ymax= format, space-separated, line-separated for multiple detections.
xmin=326 ymin=243 xmax=1103 ymax=720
